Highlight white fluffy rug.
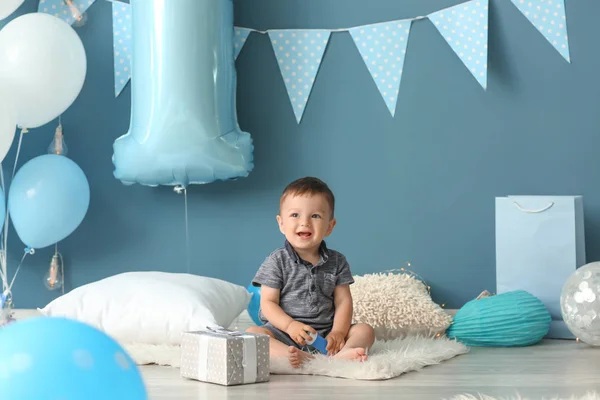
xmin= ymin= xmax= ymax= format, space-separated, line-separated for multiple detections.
xmin=124 ymin=343 xmax=182 ymax=367
xmin=125 ymin=336 xmax=468 ymax=381
xmin=447 ymin=394 xmax=600 ymax=400
xmin=270 ymin=336 xmax=467 ymax=380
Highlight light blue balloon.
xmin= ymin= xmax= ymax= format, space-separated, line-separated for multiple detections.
xmin=0 ymin=317 xmax=147 ymax=399
xmin=247 ymin=284 xmax=263 ymax=326
xmin=8 ymin=154 xmax=90 ymax=250
xmin=112 ymin=0 xmax=254 ymax=187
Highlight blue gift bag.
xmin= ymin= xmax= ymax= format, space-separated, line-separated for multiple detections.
xmin=495 ymin=196 xmax=586 ymax=339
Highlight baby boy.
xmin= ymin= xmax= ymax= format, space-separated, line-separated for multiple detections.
xmin=247 ymin=177 xmax=375 ymax=368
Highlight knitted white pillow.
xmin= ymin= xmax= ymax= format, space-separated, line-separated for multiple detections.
xmin=350 ymin=272 xmax=452 ymax=340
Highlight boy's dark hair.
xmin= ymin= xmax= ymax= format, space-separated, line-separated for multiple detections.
xmin=279 ymin=177 xmax=335 ymax=217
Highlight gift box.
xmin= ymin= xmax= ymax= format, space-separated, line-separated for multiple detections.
xmin=180 ymin=328 xmax=270 ymax=386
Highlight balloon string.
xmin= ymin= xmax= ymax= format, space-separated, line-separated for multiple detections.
xmin=7 ymin=251 xmax=28 ymax=294
xmin=0 ymin=164 xmax=4 ymax=201
xmin=12 ymin=128 xmax=26 ymax=179
xmin=184 ymin=188 xmax=190 ymax=274
xmin=238 ymin=15 xmax=427 ymax=34
xmin=174 ymin=185 xmax=190 ymax=274
xmin=0 ymin=165 xmax=5 ymax=292
xmin=2 ymin=128 xmax=25 ymax=293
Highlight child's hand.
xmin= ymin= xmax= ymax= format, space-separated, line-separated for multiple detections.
xmin=325 ymin=331 xmax=345 ymax=355
xmin=285 ymin=321 xmax=316 ymax=346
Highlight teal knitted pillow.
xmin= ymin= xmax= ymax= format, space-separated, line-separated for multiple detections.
xmin=447 ymin=290 xmax=551 ymax=347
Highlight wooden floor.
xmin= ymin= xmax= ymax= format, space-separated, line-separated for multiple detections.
xmin=141 ymin=339 xmax=600 ymax=400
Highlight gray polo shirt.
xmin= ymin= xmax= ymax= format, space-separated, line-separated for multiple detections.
xmin=252 ymin=240 xmax=355 ymax=332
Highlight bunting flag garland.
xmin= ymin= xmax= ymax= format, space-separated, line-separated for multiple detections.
xmin=112 ymin=1 xmax=132 ymax=97
xmin=268 ymin=30 xmax=331 ymax=123
xmin=429 ymin=0 xmax=489 ymax=90
xmin=104 ymin=0 xmax=576 ymax=119
xmin=38 ymin=0 xmax=96 ymax=26
xmin=509 ymin=0 xmax=570 ymax=62
xmin=349 ymin=20 xmax=412 ymax=117
xmin=234 ymin=27 xmax=252 ymax=60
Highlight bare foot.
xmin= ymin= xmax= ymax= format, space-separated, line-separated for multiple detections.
xmin=287 ymin=346 xmax=313 ymax=368
xmin=334 ymin=347 xmax=368 ymax=362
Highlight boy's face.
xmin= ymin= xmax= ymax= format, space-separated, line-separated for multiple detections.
xmin=277 ymin=193 xmax=336 ymax=254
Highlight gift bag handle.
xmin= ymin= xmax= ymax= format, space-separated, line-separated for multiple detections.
xmin=512 ymin=201 xmax=554 ymax=213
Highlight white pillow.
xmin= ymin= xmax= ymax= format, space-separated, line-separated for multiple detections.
xmin=39 ymin=271 xmax=251 ymax=345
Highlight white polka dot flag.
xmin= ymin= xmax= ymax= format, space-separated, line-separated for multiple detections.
xmin=349 ymin=20 xmax=413 ymax=117
xmin=234 ymin=28 xmax=252 ymax=60
xmin=112 ymin=1 xmax=132 ymax=97
xmin=429 ymin=0 xmax=489 ymax=90
xmin=38 ymin=0 xmax=96 ymax=26
xmin=268 ymin=30 xmax=331 ymax=124
xmin=509 ymin=0 xmax=570 ymax=62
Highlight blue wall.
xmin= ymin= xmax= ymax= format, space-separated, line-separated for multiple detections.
xmin=3 ymin=0 xmax=600 ymax=309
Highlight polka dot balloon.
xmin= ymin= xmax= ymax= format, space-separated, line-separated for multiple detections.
xmin=560 ymin=262 xmax=600 ymax=346
xmin=0 ymin=317 xmax=147 ymax=399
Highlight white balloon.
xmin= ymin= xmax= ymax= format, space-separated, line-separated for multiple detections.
xmin=0 ymin=13 xmax=87 ymax=129
xmin=0 ymin=0 xmax=23 ymax=20
xmin=0 ymin=92 xmax=16 ymax=163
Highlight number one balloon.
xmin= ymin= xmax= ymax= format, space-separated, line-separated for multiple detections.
xmin=112 ymin=0 xmax=254 ymax=188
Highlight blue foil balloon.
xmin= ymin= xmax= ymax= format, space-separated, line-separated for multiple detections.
xmin=8 ymin=154 xmax=90 ymax=250
xmin=0 ymin=317 xmax=147 ymax=399
xmin=112 ymin=0 xmax=254 ymax=188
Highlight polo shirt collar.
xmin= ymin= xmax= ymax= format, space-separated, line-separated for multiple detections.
xmin=284 ymin=239 xmax=329 ymax=265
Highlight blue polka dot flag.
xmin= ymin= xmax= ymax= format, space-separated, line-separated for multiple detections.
xmin=112 ymin=1 xmax=132 ymax=98
xmin=429 ymin=0 xmax=489 ymax=90
xmin=349 ymin=20 xmax=413 ymax=117
xmin=234 ymin=28 xmax=252 ymax=60
xmin=268 ymin=30 xmax=331 ymax=124
xmin=509 ymin=0 xmax=570 ymax=62
xmin=38 ymin=0 xmax=96 ymax=26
